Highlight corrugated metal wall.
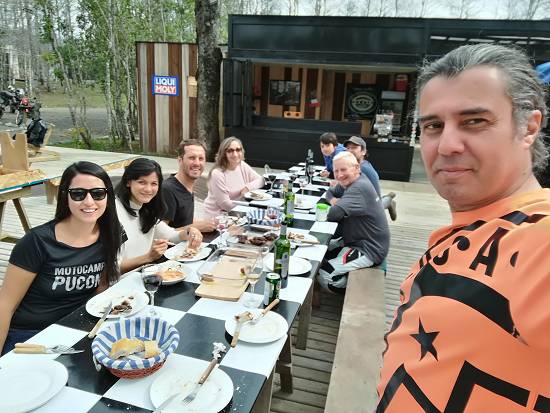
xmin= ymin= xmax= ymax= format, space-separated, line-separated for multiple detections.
xmin=136 ymin=42 xmax=197 ymax=154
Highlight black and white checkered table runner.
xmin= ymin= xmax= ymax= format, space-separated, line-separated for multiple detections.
xmin=0 ymin=165 xmax=337 ymax=413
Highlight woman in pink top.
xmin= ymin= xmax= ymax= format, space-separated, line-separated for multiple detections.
xmin=203 ymin=137 xmax=264 ymax=217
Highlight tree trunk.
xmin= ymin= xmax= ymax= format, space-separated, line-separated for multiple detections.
xmin=195 ymin=0 xmax=222 ymax=160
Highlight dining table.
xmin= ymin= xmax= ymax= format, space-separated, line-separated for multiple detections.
xmin=0 ymin=162 xmax=338 ymax=413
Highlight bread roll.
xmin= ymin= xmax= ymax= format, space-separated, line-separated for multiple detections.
xmin=109 ymin=338 xmax=144 ymax=359
xmin=143 ymin=340 xmax=160 ymax=358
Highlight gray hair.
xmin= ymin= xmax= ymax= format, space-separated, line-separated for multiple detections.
xmin=416 ymin=43 xmax=549 ymax=173
xmin=333 ymin=151 xmax=358 ymax=166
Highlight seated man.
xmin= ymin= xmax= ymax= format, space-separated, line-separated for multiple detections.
xmin=162 ymin=139 xmax=216 ymax=233
xmin=317 ymin=152 xmax=390 ymax=293
xmin=319 ymin=132 xmax=346 ymax=178
xmin=344 ymin=135 xmax=397 ymax=220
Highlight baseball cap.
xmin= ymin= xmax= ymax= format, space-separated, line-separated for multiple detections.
xmin=344 ymin=136 xmax=366 ymax=150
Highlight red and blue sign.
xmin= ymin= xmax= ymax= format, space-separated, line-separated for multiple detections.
xmin=152 ymin=75 xmax=179 ymax=96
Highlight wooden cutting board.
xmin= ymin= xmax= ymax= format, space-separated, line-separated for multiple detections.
xmin=195 ymin=279 xmax=249 ymax=301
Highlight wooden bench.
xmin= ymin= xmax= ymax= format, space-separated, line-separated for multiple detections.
xmin=325 ymin=267 xmax=386 ymax=412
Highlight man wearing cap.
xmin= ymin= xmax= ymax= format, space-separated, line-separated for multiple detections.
xmin=344 ymin=136 xmax=397 ymax=220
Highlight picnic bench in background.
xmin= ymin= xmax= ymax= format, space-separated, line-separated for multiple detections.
xmin=325 ymin=267 xmax=386 ymax=412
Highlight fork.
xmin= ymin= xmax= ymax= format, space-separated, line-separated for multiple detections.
xmin=181 ymin=358 xmax=218 ymax=407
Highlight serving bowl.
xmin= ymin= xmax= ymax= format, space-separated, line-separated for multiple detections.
xmin=91 ymin=317 xmax=179 ymax=379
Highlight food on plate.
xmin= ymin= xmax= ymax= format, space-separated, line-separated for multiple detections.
xmin=263 ymin=232 xmax=278 ymax=241
xmin=110 ymin=297 xmax=134 ymax=315
xmin=287 ymin=232 xmax=305 ymax=241
xmin=228 ymin=225 xmax=245 ymax=236
xmin=143 ymin=340 xmax=160 ymax=358
xmin=159 ymin=267 xmax=184 ymax=281
xmin=250 ymin=190 xmax=269 ymax=200
xmin=236 ymin=231 xmax=278 ymax=246
xmin=249 ymin=236 xmax=267 ymax=246
xmin=110 ymin=338 xmax=145 ymax=359
xmin=178 ymin=247 xmax=198 ymax=259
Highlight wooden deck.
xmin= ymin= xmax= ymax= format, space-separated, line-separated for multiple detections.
xmin=0 ymin=149 xmax=453 ymax=412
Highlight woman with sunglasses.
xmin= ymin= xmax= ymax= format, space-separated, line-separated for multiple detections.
xmin=115 ymin=158 xmax=202 ymax=273
xmin=0 ymin=161 xmax=122 ymax=355
xmin=203 ymin=136 xmax=264 ymax=218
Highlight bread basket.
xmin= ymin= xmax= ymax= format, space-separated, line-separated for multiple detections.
xmin=91 ymin=317 xmax=179 ymax=379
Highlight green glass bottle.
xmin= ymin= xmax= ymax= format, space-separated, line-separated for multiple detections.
xmin=283 ymin=180 xmax=295 ymax=227
xmin=274 ymin=222 xmax=291 ymax=288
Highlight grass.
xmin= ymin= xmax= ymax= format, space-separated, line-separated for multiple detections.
xmin=52 ymin=137 xmax=141 ymax=153
xmin=35 ymin=87 xmax=107 ymax=108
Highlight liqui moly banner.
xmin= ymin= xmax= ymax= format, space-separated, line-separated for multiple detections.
xmin=152 ymin=75 xmax=179 ymax=96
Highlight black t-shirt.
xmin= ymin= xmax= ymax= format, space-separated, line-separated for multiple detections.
xmin=162 ymin=175 xmax=194 ymax=228
xmin=9 ymin=220 xmax=105 ymax=330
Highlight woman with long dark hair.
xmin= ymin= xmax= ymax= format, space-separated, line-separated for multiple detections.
xmin=203 ymin=136 xmax=264 ymax=217
xmin=0 ymin=161 xmax=122 ymax=355
xmin=115 ymin=158 xmax=202 ymax=273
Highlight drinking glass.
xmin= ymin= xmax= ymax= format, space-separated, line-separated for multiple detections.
xmin=297 ymin=176 xmax=308 ymax=196
xmin=142 ymin=272 xmax=162 ymax=316
xmin=264 ymin=164 xmax=276 ymax=193
xmin=244 ymin=253 xmax=264 ymax=308
xmin=215 ymin=213 xmax=229 ymax=248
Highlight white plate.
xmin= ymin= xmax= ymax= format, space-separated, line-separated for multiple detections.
xmin=244 ymin=190 xmax=273 ymax=201
xmin=164 ymin=245 xmax=212 ymax=262
xmin=225 ymin=311 xmax=289 ymax=344
xmin=150 ymin=362 xmax=233 ymax=413
xmin=263 ymin=253 xmax=313 ymax=275
xmin=86 ymin=290 xmax=149 ymax=318
xmin=287 ymin=232 xmax=319 ymax=248
xmin=0 ymin=359 xmax=68 ymax=412
xmin=144 ymin=261 xmax=192 ymax=285
xmin=294 ymin=201 xmax=316 ymax=210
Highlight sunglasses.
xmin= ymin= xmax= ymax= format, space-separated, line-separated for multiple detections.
xmin=67 ymin=187 xmax=108 ymax=201
xmin=226 ymin=147 xmax=243 ymax=153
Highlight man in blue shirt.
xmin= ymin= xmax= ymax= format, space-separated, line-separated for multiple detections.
xmin=344 ymin=136 xmax=397 ymax=220
xmin=319 ymin=132 xmax=346 ymax=178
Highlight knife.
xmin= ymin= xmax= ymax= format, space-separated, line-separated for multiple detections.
xmin=230 ymin=311 xmax=253 ymax=347
xmin=153 ymin=358 xmax=218 ymax=412
xmin=88 ymin=300 xmax=113 ymax=338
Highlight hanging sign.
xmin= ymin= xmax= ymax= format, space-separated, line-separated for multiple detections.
xmin=152 ymin=75 xmax=179 ymax=96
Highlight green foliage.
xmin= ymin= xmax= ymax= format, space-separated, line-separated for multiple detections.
xmin=52 ymin=135 xmax=140 ymax=153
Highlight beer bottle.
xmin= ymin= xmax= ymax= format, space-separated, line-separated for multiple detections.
xmin=273 ymin=221 xmax=291 ymax=288
xmin=283 ymin=180 xmax=295 ymax=227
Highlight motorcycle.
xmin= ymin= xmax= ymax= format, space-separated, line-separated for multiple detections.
xmin=16 ymin=96 xmax=41 ymax=126
xmin=0 ymin=88 xmax=24 ymax=120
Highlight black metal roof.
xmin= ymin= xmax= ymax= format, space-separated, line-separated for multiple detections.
xmin=228 ymin=15 xmax=550 ymax=66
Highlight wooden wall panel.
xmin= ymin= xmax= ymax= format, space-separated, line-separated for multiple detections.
xmin=283 ymin=67 xmax=292 ymax=113
xmin=304 ymin=68 xmax=318 ymax=119
xmin=253 ymin=64 xmax=262 ymax=114
xmin=168 ymin=44 xmax=183 ymax=151
xmin=315 ymin=69 xmax=323 ymax=120
xmin=188 ymin=44 xmax=198 ymax=140
xmin=154 ymin=43 xmax=170 ymax=153
xmin=320 ymin=70 xmax=334 ymax=121
xmin=299 ymin=68 xmax=306 ymax=115
xmin=291 ymin=66 xmax=300 ymax=112
xmin=267 ymin=65 xmax=284 ymax=117
xmin=332 ymin=72 xmax=346 ymax=121
xmin=260 ymin=66 xmax=269 ymax=116
xmin=146 ymin=43 xmax=157 ymax=152
xmin=137 ymin=43 xmax=148 ymax=150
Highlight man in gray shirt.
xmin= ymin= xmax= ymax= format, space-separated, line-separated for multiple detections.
xmin=318 ymin=152 xmax=390 ymax=293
